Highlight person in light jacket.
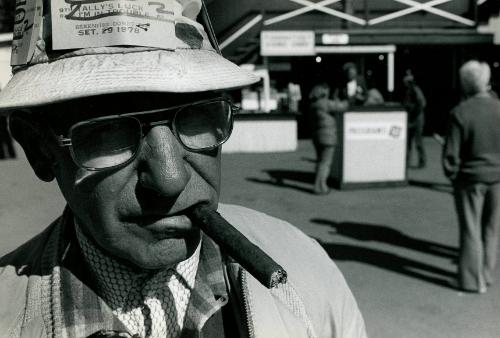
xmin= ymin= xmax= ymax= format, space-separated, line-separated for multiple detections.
xmin=309 ymin=83 xmax=347 ymax=194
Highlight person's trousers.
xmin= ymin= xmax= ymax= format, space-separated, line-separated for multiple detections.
xmin=314 ymin=145 xmax=335 ymax=194
xmin=407 ymin=114 xmax=426 ymax=167
xmin=453 ymin=181 xmax=500 ymax=291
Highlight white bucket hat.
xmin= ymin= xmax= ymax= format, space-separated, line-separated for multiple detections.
xmin=0 ymin=0 xmax=258 ymax=113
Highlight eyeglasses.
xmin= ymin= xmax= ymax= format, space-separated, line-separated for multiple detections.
xmin=57 ymin=98 xmax=238 ymax=171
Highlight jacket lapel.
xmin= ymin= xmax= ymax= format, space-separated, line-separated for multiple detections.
xmin=225 ymin=260 xmax=310 ymax=338
xmin=40 ymin=208 xmax=131 ymax=338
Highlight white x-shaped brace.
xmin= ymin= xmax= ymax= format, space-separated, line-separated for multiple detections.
xmin=368 ymin=0 xmax=475 ymax=26
xmin=264 ymin=0 xmax=367 ymax=26
xmin=263 ymin=0 xmax=475 ymax=28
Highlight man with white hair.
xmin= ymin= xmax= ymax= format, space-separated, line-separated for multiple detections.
xmin=0 ymin=0 xmax=366 ymax=336
xmin=443 ymin=60 xmax=500 ymax=294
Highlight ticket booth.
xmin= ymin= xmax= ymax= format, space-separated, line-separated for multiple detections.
xmin=222 ymin=112 xmax=298 ymax=153
xmin=222 ymin=67 xmax=299 ymax=153
xmin=331 ymin=104 xmax=408 ymax=189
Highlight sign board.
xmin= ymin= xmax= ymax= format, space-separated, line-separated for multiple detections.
xmin=331 ymin=108 xmax=408 ymax=188
xmin=321 ymin=33 xmax=349 ymax=45
xmin=345 ymin=121 xmax=405 ymax=141
xmin=50 ymin=0 xmax=179 ymax=51
xmin=261 ymin=30 xmax=315 ymax=56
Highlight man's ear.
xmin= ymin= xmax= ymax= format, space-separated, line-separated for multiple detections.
xmin=9 ymin=114 xmax=56 ymax=182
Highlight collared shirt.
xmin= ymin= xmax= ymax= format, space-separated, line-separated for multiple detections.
xmin=44 ymin=210 xmax=230 ymax=338
xmin=75 ymin=224 xmax=201 ymax=338
xmin=347 ymin=80 xmax=358 ymax=98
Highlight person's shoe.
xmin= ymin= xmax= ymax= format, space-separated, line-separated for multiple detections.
xmin=314 ymin=185 xmax=330 ymax=195
xmin=449 ymin=280 xmax=487 ymax=294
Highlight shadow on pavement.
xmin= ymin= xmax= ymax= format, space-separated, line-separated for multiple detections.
xmin=246 ymin=169 xmax=316 ymax=194
xmin=408 ymin=179 xmax=453 ymax=194
xmin=316 ymin=241 xmax=455 ymax=289
xmin=312 ymin=219 xmax=458 ymax=259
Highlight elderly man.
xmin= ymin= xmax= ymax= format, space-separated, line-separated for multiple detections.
xmin=443 ymin=60 xmax=500 ymax=294
xmin=0 ymin=0 xmax=366 ymax=337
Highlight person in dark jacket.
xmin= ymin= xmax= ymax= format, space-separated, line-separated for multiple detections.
xmin=442 ymin=60 xmax=500 ymax=293
xmin=403 ymin=71 xmax=427 ymax=169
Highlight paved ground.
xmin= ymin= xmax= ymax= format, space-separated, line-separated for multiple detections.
xmin=1 ymin=139 xmax=499 ymax=338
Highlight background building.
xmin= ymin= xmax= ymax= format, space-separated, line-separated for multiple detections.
xmin=0 ymin=0 xmax=498 ymax=138
xmin=206 ymin=0 xmax=500 ymax=137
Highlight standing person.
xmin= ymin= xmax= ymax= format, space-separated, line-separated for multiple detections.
xmin=309 ymin=83 xmax=347 ymax=195
xmin=309 ymin=83 xmax=335 ymax=195
xmin=334 ymin=62 xmax=367 ymax=106
xmin=403 ymin=71 xmax=427 ymax=169
xmin=0 ymin=0 xmax=367 ymax=336
xmin=442 ymin=60 xmax=500 ymax=294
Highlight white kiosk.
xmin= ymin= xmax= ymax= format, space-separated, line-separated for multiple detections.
xmin=331 ymin=104 xmax=408 ymax=189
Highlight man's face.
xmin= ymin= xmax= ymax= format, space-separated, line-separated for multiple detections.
xmin=40 ymin=93 xmax=222 ymax=269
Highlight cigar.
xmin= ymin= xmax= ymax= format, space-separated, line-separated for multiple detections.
xmin=188 ymin=204 xmax=287 ymax=289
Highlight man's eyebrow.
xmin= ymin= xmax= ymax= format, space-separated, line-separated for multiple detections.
xmin=35 ymin=91 xmax=226 ymax=125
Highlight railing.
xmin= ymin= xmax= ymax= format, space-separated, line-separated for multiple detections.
xmin=262 ymin=0 xmax=478 ymax=27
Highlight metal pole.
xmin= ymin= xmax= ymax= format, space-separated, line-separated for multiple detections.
xmin=388 ymin=52 xmax=395 ymax=94
xmin=364 ymin=0 xmax=369 ymax=26
xmin=472 ymin=0 xmax=479 ymax=27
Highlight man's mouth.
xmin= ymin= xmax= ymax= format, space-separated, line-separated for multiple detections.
xmin=128 ymin=214 xmax=195 ymax=239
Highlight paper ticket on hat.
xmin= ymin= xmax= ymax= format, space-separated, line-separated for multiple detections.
xmin=11 ymin=0 xmax=43 ymax=66
xmin=51 ymin=0 xmax=181 ymax=50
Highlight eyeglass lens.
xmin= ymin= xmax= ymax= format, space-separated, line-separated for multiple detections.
xmin=69 ymin=100 xmax=233 ymax=170
xmin=176 ymin=100 xmax=232 ymax=150
xmin=71 ymin=118 xmax=142 ymax=170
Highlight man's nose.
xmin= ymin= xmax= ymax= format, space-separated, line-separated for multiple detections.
xmin=137 ymin=126 xmax=191 ymax=196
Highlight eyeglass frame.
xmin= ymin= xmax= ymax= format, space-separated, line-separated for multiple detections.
xmin=56 ymin=97 xmax=240 ymax=171
xmin=57 ymin=1 xmax=231 ymax=171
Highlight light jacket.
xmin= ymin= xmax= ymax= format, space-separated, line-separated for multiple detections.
xmin=0 ymin=204 xmax=367 ymax=338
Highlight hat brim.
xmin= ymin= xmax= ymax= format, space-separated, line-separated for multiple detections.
xmin=0 ymin=49 xmax=259 ymax=113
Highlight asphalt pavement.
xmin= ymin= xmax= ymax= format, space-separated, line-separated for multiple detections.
xmin=1 ymin=138 xmax=499 ymax=338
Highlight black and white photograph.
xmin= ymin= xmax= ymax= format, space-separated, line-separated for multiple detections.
xmin=0 ymin=0 xmax=499 ymax=337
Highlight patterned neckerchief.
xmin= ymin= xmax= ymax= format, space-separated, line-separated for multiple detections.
xmin=75 ymin=223 xmax=200 ymax=338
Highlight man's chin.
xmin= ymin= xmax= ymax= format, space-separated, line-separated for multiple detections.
xmin=121 ymin=232 xmax=201 ymax=270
